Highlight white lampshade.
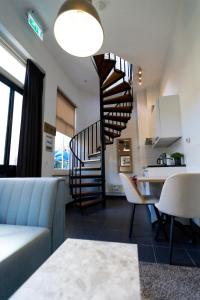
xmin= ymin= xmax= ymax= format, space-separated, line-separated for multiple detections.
xmin=54 ymin=0 xmax=104 ymax=57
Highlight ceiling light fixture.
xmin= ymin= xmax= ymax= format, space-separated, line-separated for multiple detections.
xmin=137 ymin=66 xmax=143 ymax=86
xmin=138 ymin=67 xmax=142 ymax=75
xmin=54 ymin=0 xmax=104 ymax=57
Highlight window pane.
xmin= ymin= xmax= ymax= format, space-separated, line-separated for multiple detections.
xmin=0 ymin=82 xmax=10 ymax=164
xmin=54 ymin=131 xmax=71 ymax=170
xmin=9 ymin=92 xmax=23 ymax=165
xmin=0 ymin=44 xmax=26 ymax=84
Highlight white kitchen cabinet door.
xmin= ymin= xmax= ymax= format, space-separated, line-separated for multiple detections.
xmin=158 ymin=95 xmax=181 ymax=138
xmin=151 ymin=95 xmax=182 ymax=147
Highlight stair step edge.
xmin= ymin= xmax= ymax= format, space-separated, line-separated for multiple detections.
xmin=88 ymin=151 xmax=101 ymax=158
xmin=82 ymin=159 xmax=101 ymax=163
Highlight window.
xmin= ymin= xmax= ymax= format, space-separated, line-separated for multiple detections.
xmin=0 ymin=41 xmax=25 ymax=173
xmin=54 ymin=90 xmax=75 ymax=170
xmin=0 ymin=42 xmax=26 ymax=85
xmin=0 ymin=74 xmax=23 ymax=167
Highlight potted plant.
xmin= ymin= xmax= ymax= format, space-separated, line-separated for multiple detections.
xmin=171 ymin=152 xmax=184 ymax=166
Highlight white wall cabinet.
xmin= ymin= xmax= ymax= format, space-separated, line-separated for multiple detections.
xmin=152 ymin=95 xmax=182 ymax=147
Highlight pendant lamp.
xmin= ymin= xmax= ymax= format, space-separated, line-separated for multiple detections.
xmin=54 ymin=0 xmax=104 ymax=57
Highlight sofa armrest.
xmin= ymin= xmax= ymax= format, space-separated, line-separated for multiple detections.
xmin=52 ymin=179 xmax=66 ymax=251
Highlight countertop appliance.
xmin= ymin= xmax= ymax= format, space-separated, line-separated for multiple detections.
xmin=157 ymin=153 xmax=174 ymax=166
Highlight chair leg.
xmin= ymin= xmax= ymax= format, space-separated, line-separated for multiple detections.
xmin=189 ymin=218 xmax=197 ymax=245
xmin=162 ymin=215 xmax=169 ymax=241
xmin=155 ymin=213 xmax=164 ymax=240
xmin=169 ymin=216 xmax=174 ymax=265
xmin=154 ymin=205 xmax=161 ymax=221
xmin=155 ymin=213 xmax=169 ymax=241
xmin=129 ymin=204 xmax=136 ymax=238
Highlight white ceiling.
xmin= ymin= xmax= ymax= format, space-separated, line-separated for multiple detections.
xmin=12 ymin=0 xmax=180 ymax=95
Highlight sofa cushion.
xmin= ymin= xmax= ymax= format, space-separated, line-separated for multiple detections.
xmin=0 ymin=224 xmax=51 ymax=299
xmin=0 ymin=178 xmax=58 ymax=228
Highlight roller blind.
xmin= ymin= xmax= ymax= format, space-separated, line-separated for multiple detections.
xmin=56 ymin=90 xmax=75 ymax=138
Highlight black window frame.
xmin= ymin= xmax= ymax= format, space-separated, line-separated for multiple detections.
xmin=0 ymin=72 xmax=24 ymax=171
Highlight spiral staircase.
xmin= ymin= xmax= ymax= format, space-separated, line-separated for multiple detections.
xmin=69 ymin=53 xmax=134 ymax=210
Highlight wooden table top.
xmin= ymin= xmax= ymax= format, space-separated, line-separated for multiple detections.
xmin=137 ymin=177 xmax=166 ymax=183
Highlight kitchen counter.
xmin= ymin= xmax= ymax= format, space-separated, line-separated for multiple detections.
xmin=144 ymin=166 xmax=187 ymax=177
xmin=147 ymin=164 xmax=186 ymax=168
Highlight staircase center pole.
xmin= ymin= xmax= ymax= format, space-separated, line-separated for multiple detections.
xmin=100 ymin=77 xmax=106 ymax=207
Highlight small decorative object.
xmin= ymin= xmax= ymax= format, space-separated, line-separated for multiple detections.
xmin=117 ymin=138 xmax=133 ymax=173
xmin=44 ymin=122 xmax=56 ymax=136
xmin=46 ymin=135 xmax=54 ymax=152
xmin=120 ymin=155 xmax=131 ymax=167
xmin=171 ymin=152 xmax=184 ymax=166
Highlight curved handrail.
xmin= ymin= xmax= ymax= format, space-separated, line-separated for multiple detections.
xmin=69 ymin=120 xmax=101 ymax=165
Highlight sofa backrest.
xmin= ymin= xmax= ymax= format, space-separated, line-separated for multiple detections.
xmin=0 ymin=178 xmax=63 ymax=230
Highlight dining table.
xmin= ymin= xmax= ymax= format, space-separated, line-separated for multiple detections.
xmin=136 ymin=176 xmax=167 ymax=223
xmin=136 ymin=176 xmax=166 ymax=183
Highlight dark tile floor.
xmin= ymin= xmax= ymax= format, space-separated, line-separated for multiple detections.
xmin=65 ymin=198 xmax=200 ymax=267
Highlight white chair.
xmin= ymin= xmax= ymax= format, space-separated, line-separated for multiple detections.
xmin=156 ymin=173 xmax=200 ymax=264
xmin=119 ymin=173 xmax=159 ymax=238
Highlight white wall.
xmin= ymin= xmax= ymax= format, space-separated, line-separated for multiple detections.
xmin=160 ymin=0 xmax=200 ymax=172
xmin=0 ymin=0 xmax=99 ymax=176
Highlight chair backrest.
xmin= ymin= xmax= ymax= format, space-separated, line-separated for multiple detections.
xmin=157 ymin=173 xmax=200 ymax=218
xmin=119 ymin=173 xmax=143 ymax=204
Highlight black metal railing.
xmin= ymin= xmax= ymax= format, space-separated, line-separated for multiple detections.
xmin=69 ymin=120 xmax=101 ymax=199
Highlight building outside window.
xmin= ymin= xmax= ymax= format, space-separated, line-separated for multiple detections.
xmin=0 ymin=41 xmax=25 ymax=172
xmin=54 ymin=132 xmax=71 ymax=169
xmin=54 ymin=90 xmax=75 ymax=171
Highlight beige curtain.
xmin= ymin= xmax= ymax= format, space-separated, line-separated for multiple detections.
xmin=56 ymin=90 xmax=75 ymax=137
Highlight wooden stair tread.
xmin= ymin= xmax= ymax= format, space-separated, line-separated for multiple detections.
xmin=75 ymin=198 xmax=103 ymax=208
xmin=103 ymin=115 xmax=130 ymax=122
xmin=88 ymin=151 xmax=101 ymax=158
xmin=94 ymin=55 xmax=116 ymax=82
xmin=93 ymin=54 xmax=104 ymax=74
xmin=102 ymin=70 xmax=125 ymax=90
xmin=73 ymin=191 xmax=102 ymax=198
xmin=101 ymin=60 xmax=116 ymax=82
xmin=71 ymin=182 xmax=102 ymax=188
xmin=71 ymin=174 xmax=102 ymax=179
xmin=103 ymin=82 xmax=131 ymax=97
xmin=103 ymin=106 xmax=132 ymax=113
xmin=74 ymin=167 xmax=101 ymax=171
xmin=73 ymin=196 xmax=101 ymax=203
xmin=103 ymin=94 xmax=133 ymax=105
xmin=82 ymin=159 xmax=100 ymax=163
xmin=104 ymin=123 xmax=126 ymax=131
xmin=104 ymin=130 xmax=120 ymax=139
